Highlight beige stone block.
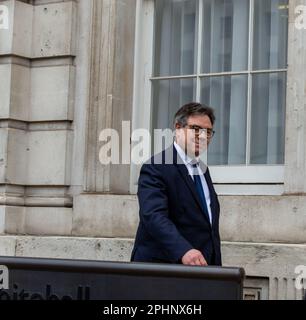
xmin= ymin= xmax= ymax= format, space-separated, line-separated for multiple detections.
xmin=32 ymin=2 xmax=76 ymax=58
xmin=0 ymin=0 xmax=33 ymax=57
xmin=0 ymin=1 xmax=75 ymax=57
xmin=0 ymin=129 xmax=8 ymax=183
xmin=0 ymin=0 xmax=14 ymax=54
xmin=0 ymin=234 xmax=16 ymax=256
xmin=30 ymin=65 xmax=74 ymax=121
xmin=0 ymin=64 xmax=11 ymax=119
xmin=6 ymin=128 xmax=28 ymax=185
xmin=23 ymin=207 xmax=72 ymax=236
xmin=27 ymin=130 xmax=71 ymax=185
xmin=0 ymin=206 xmax=5 ymax=234
xmin=72 ymin=194 xmax=139 ymax=237
xmin=10 ymin=64 xmax=30 ymax=121
xmin=11 ymin=0 xmax=33 ymax=57
xmin=15 ymin=236 xmax=134 ymax=261
xmin=0 ymin=206 xmax=72 ymax=236
xmin=222 ymin=241 xmax=306 ymax=278
xmin=219 ymin=195 xmax=306 ymax=243
xmin=0 ymin=205 xmax=25 ymax=234
xmin=0 ymin=64 xmax=30 ymax=121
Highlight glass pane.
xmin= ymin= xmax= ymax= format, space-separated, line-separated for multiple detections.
xmin=152 ymin=78 xmax=196 ymax=130
xmin=152 ymin=79 xmax=196 ymax=155
xmin=250 ymin=72 xmax=286 ymax=164
xmin=253 ymin=0 xmax=288 ymax=70
xmin=202 ymin=0 xmax=249 ymax=73
xmin=154 ymin=0 xmax=198 ymax=77
xmin=201 ymin=75 xmax=248 ymax=165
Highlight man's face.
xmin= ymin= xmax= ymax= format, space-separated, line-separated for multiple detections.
xmin=175 ymin=115 xmax=214 ymax=158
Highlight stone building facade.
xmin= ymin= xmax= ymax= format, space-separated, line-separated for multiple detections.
xmin=0 ymin=0 xmax=306 ymax=299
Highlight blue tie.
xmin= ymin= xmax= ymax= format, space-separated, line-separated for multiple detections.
xmin=192 ymin=163 xmax=210 ymax=222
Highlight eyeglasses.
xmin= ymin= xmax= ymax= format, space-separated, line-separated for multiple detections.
xmin=184 ymin=125 xmax=215 ymax=138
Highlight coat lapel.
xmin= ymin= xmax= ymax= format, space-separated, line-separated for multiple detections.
xmin=204 ymin=167 xmax=217 ymax=227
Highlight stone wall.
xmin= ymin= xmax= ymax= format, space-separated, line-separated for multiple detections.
xmin=0 ymin=0 xmax=76 ymax=233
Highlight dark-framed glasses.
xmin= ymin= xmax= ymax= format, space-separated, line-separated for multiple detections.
xmin=184 ymin=125 xmax=215 ymax=138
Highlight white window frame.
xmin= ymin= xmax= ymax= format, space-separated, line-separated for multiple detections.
xmin=130 ymin=0 xmax=287 ymax=195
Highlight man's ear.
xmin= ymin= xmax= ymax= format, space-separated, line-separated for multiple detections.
xmin=174 ymin=124 xmax=180 ymax=141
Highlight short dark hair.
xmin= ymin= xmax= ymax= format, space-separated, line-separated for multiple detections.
xmin=174 ymin=102 xmax=215 ymax=127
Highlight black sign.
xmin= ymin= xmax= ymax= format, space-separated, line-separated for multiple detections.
xmin=0 ymin=256 xmax=244 ymax=300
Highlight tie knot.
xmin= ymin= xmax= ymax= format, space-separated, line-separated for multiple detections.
xmin=191 ymin=162 xmax=200 ymax=177
xmin=191 ymin=161 xmax=199 ymax=168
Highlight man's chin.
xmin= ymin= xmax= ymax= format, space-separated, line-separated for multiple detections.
xmin=187 ymin=148 xmax=201 ymax=158
xmin=185 ymin=144 xmax=207 ymax=158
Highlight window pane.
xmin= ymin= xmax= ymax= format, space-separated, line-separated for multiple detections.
xmin=250 ymin=73 xmax=286 ymax=164
xmin=202 ymin=0 xmax=249 ymax=73
xmin=253 ymin=0 xmax=288 ymax=70
xmin=152 ymin=78 xmax=196 ymax=130
xmin=154 ymin=0 xmax=198 ymax=77
xmin=201 ymin=75 xmax=248 ymax=165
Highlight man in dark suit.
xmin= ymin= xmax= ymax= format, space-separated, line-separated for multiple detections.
xmin=131 ymin=102 xmax=221 ymax=266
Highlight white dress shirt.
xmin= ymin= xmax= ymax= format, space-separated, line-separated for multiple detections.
xmin=174 ymin=142 xmax=212 ymax=224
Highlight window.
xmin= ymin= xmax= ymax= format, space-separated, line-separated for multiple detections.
xmin=131 ymin=0 xmax=288 ymax=191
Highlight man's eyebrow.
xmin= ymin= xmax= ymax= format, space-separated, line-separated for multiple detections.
xmin=188 ymin=125 xmax=212 ymax=129
xmin=188 ymin=124 xmax=202 ymax=128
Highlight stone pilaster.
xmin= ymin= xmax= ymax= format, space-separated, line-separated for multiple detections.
xmin=84 ymin=0 xmax=136 ymax=193
xmin=284 ymin=0 xmax=306 ymax=193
